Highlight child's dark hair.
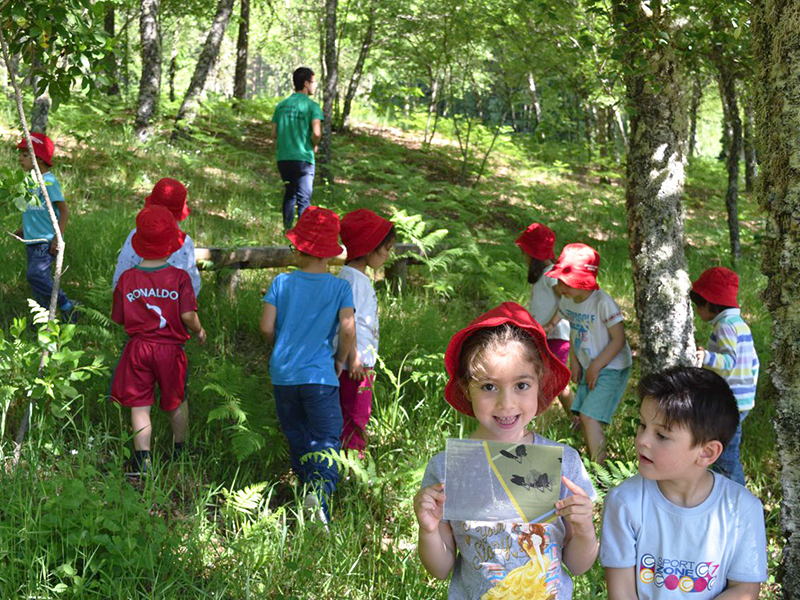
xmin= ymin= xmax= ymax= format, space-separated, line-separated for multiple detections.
xmin=639 ymin=366 xmax=739 ymax=448
xmin=345 ymin=225 xmax=396 ymax=264
xmin=293 ymin=67 xmax=314 ymax=91
xmin=458 ymin=323 xmax=543 ymax=391
xmin=689 ymin=290 xmax=734 ymax=315
xmin=527 ymin=258 xmax=549 ymax=284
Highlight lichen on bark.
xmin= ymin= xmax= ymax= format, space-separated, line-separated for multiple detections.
xmin=754 ymin=0 xmax=800 ymax=594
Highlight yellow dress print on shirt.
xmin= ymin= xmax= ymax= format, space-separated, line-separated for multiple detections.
xmin=481 ymin=524 xmax=556 ymax=600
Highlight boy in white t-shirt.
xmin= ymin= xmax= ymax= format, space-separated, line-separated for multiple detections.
xmin=600 ymin=366 xmax=767 ymax=599
xmin=546 ymin=243 xmax=632 ymax=463
xmin=336 ymin=209 xmax=395 ymax=452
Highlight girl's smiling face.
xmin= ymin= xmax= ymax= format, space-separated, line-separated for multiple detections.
xmin=466 ymin=342 xmax=541 ymax=443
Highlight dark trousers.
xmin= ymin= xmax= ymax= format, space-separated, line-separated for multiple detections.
xmin=273 ymin=383 xmax=342 ymax=519
xmin=277 ymin=160 xmax=315 ymax=229
xmin=25 ymin=242 xmax=71 ymax=310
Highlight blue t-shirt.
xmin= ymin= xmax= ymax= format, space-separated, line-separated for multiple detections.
xmin=22 ymin=171 xmax=63 ymax=244
xmin=264 ymin=271 xmax=354 ymax=386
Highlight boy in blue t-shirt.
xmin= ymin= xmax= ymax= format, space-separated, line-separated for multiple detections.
xmin=600 ymin=367 xmax=767 ymax=599
xmin=15 ymin=133 xmax=76 ymax=321
xmin=260 ymin=206 xmax=355 ymax=524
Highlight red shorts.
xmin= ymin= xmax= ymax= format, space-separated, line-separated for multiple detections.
xmin=110 ymin=337 xmax=187 ymax=411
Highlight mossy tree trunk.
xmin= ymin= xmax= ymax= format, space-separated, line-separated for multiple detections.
xmin=753 ymin=0 xmax=800 ymax=593
xmin=320 ymin=0 xmax=338 ymax=171
xmin=613 ymin=0 xmax=696 ymax=374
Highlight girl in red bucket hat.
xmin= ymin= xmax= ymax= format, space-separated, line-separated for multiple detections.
xmin=545 ymin=243 xmax=632 ymax=463
xmin=414 ymin=302 xmax=598 ymax=596
xmin=516 ymin=223 xmax=576 ymax=423
xmin=260 ymin=206 xmax=356 ymax=526
xmin=335 ymin=209 xmax=396 ymax=453
xmin=690 ymin=266 xmax=759 ymax=487
xmin=113 ymin=178 xmax=201 ymax=297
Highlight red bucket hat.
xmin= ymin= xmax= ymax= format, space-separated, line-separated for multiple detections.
xmin=340 ymin=209 xmax=394 ymax=260
xmin=545 ymin=243 xmax=600 ymax=290
xmin=131 ymin=205 xmax=185 ymax=260
xmin=17 ymin=132 xmax=54 ymax=166
xmin=692 ymin=267 xmax=739 ymax=308
xmin=515 ymin=223 xmax=556 ymax=260
xmin=444 ymin=302 xmax=571 ymax=417
xmin=286 ymin=206 xmax=343 ymax=258
xmin=144 ymin=178 xmax=190 ymax=221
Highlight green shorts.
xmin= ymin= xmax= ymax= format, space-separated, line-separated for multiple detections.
xmin=572 ymin=366 xmax=631 ymax=424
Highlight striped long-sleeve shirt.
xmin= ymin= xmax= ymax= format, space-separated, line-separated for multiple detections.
xmin=702 ymin=308 xmax=759 ymax=411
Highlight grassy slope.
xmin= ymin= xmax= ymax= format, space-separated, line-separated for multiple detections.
xmin=0 ymin=96 xmax=779 ymax=598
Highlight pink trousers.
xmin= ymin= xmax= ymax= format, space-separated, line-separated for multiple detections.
xmin=338 ymin=370 xmax=374 ymax=451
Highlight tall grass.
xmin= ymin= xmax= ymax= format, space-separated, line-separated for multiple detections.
xmin=0 ymin=92 xmax=779 ymax=597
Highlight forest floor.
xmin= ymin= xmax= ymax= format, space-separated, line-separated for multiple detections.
xmin=0 ymin=96 xmax=780 ymax=598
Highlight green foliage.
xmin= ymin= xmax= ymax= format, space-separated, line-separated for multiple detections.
xmin=0 ymin=167 xmax=37 ymax=212
xmin=583 ymin=458 xmax=638 ymax=501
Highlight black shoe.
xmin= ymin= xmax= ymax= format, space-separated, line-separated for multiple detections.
xmin=170 ymin=443 xmax=185 ymax=461
xmin=60 ymin=302 xmax=79 ymax=324
xmin=125 ymin=450 xmax=151 ymax=478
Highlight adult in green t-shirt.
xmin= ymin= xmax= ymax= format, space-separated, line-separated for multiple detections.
xmin=271 ymin=67 xmax=324 ymax=230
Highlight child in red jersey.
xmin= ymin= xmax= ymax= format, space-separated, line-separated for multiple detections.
xmin=110 ymin=205 xmax=207 ymax=476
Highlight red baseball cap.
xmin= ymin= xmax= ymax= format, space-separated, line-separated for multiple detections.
xmin=131 ymin=205 xmax=185 ymax=260
xmin=692 ymin=267 xmax=739 ymax=308
xmin=286 ymin=206 xmax=343 ymax=258
xmin=444 ymin=302 xmax=571 ymax=417
xmin=515 ymin=223 xmax=556 ymax=260
xmin=17 ymin=133 xmax=54 ymax=166
xmin=340 ymin=209 xmax=394 ymax=260
xmin=145 ymin=178 xmax=190 ymax=221
xmin=545 ymin=243 xmax=600 ymax=290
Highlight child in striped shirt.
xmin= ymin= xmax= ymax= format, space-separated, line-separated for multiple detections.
xmin=690 ymin=267 xmax=759 ymax=487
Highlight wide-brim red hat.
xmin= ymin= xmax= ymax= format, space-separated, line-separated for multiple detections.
xmin=340 ymin=209 xmax=394 ymax=260
xmin=444 ymin=302 xmax=571 ymax=417
xmin=545 ymin=243 xmax=600 ymax=290
xmin=692 ymin=267 xmax=739 ymax=307
xmin=131 ymin=205 xmax=185 ymax=260
xmin=145 ymin=178 xmax=190 ymax=221
xmin=286 ymin=206 xmax=343 ymax=258
xmin=515 ymin=223 xmax=556 ymax=260
xmin=17 ymin=132 xmax=54 ymax=166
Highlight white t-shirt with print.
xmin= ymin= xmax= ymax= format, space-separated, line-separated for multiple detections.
xmin=558 ymin=289 xmax=632 ymax=371
xmin=600 ymin=473 xmax=767 ymax=599
xmin=530 ymin=265 xmax=570 ymax=341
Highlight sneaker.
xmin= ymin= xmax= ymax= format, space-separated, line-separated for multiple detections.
xmin=303 ymin=493 xmax=330 ymax=532
xmin=60 ymin=302 xmax=79 ymax=325
xmin=170 ymin=443 xmax=186 ymax=461
xmin=125 ymin=450 xmax=151 ymax=478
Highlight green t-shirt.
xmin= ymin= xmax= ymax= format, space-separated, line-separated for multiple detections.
xmin=271 ymin=93 xmax=324 ymax=164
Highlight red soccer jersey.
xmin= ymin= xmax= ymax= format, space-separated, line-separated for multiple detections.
xmin=112 ymin=265 xmax=198 ymax=343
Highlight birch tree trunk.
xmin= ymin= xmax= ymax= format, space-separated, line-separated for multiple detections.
xmin=713 ymin=57 xmax=742 ymax=261
xmin=30 ymin=84 xmax=50 ymax=133
xmin=105 ymin=5 xmax=120 ymax=95
xmin=173 ymin=0 xmax=235 ymax=135
xmin=168 ymin=18 xmax=180 ymax=102
xmin=319 ymin=0 xmax=338 ymax=170
xmin=753 ymin=0 xmax=800 ymax=593
xmin=233 ymin=0 xmax=249 ymax=101
xmin=338 ymin=0 xmax=375 ymax=131
xmin=688 ymin=75 xmax=701 ymax=157
xmin=614 ymin=0 xmax=696 ymax=374
xmin=134 ymin=0 xmax=162 ymax=141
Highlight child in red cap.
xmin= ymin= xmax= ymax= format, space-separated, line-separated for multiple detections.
xmin=259 ymin=206 xmax=356 ymax=525
xmin=336 ymin=208 xmax=396 ymax=453
xmin=546 ymin=243 xmax=632 ymax=463
xmin=113 ymin=178 xmax=201 ymax=297
xmin=414 ymin=302 xmax=597 ymax=597
xmin=516 ymin=222 xmax=576 ymax=422
xmin=14 ymin=133 xmax=77 ymax=321
xmin=690 ymin=266 xmax=759 ymax=486
xmin=110 ymin=205 xmax=207 ymax=477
